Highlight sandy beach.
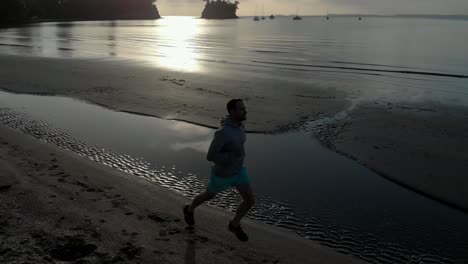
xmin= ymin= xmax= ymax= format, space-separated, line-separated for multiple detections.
xmin=0 ymin=123 xmax=368 ymax=263
xmin=321 ymin=102 xmax=468 ymax=212
xmin=1 ymin=53 xmax=468 ymax=216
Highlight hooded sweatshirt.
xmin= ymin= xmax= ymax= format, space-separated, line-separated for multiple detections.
xmin=206 ymin=116 xmax=246 ymax=177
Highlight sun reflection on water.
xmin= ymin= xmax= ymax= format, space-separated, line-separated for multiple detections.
xmin=155 ymin=16 xmax=201 ymax=72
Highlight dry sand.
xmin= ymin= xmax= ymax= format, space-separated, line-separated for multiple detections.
xmin=0 ymin=124 xmax=366 ymax=263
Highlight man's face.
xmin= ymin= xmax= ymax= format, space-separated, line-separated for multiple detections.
xmin=233 ymin=101 xmax=247 ymax=121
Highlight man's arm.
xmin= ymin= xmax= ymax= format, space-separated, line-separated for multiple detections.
xmin=207 ymin=130 xmax=236 ymax=165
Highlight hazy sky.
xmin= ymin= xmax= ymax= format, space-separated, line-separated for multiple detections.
xmin=156 ymin=0 xmax=468 ymax=16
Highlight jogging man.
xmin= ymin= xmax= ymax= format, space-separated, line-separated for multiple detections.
xmin=183 ymin=99 xmax=254 ymax=242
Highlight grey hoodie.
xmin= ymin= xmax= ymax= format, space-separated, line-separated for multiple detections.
xmin=206 ymin=116 xmax=246 ymax=177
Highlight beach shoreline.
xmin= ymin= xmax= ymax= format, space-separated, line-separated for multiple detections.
xmin=321 ymin=102 xmax=468 ymax=212
xmin=1 ymin=54 xmax=468 ymax=213
xmin=0 ymin=54 xmax=349 ymax=132
xmin=0 ymin=122 xmax=367 ymax=263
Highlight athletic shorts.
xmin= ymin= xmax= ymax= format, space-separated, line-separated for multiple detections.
xmin=207 ymin=167 xmax=250 ymax=193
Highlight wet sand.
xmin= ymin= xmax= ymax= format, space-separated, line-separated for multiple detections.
xmin=320 ymin=102 xmax=468 ymax=212
xmin=0 ymin=54 xmax=348 ymax=133
xmin=1 ymin=54 xmax=468 ymax=214
xmin=0 ymin=124 xmax=367 ymax=264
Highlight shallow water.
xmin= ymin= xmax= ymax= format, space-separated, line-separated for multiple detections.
xmin=1 ymin=16 xmax=468 ymax=105
xmin=1 ymin=90 xmax=468 ymax=264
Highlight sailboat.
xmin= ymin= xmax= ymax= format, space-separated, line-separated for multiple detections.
xmin=253 ymin=5 xmax=260 ymax=21
xmin=293 ymin=7 xmax=302 ymax=20
xmin=326 ymin=8 xmax=330 ymax=20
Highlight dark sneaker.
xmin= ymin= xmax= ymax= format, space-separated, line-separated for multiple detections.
xmin=228 ymin=221 xmax=248 ymax=242
xmin=183 ymin=205 xmax=195 ymax=226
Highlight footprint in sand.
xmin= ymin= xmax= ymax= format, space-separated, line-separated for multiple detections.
xmin=147 ymin=213 xmax=167 ymax=223
xmin=119 ymin=242 xmax=143 ymax=260
xmin=102 ymin=193 xmax=114 ymax=199
xmin=19 ymin=238 xmax=30 ymax=245
xmin=49 ymin=237 xmax=97 ymax=261
xmin=111 ymin=198 xmax=128 ymax=208
xmin=185 ymin=226 xmax=195 ymax=233
xmin=212 ymin=248 xmax=225 ymax=254
xmin=194 ymin=235 xmax=209 ymax=243
xmin=0 ymin=185 xmax=12 ymax=192
xmin=167 ymin=228 xmax=182 ymax=235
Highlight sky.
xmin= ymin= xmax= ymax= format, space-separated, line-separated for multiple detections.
xmin=155 ymin=0 xmax=468 ymax=16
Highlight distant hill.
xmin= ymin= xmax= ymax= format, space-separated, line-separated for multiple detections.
xmin=62 ymin=0 xmax=161 ymax=20
xmin=201 ymin=0 xmax=239 ymax=19
xmin=1 ymin=0 xmax=161 ymax=25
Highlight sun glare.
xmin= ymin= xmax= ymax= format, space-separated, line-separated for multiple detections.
xmin=155 ymin=16 xmax=201 ymax=72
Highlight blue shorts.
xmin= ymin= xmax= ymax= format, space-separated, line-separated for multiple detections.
xmin=207 ymin=167 xmax=250 ymax=193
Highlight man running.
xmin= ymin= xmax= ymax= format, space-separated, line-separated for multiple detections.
xmin=183 ymin=99 xmax=254 ymax=242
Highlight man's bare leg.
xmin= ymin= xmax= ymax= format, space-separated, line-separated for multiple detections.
xmin=188 ymin=190 xmax=217 ymax=212
xmin=184 ymin=190 xmax=217 ymax=226
xmin=231 ymin=184 xmax=255 ymax=226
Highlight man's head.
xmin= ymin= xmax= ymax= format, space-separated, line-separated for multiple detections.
xmin=227 ymin=99 xmax=247 ymax=122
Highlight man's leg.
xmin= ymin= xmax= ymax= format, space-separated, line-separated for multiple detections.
xmin=231 ymin=184 xmax=255 ymax=226
xmin=188 ymin=190 xmax=217 ymax=212
xmin=183 ymin=190 xmax=217 ymax=226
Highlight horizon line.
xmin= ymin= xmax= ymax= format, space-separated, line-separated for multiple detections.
xmin=162 ymin=13 xmax=468 ymax=17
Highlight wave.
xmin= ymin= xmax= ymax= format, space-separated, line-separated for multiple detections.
xmin=0 ymin=43 xmax=33 ymax=48
xmin=252 ymin=60 xmax=468 ymax=79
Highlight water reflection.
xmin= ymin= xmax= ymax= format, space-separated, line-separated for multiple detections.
xmin=38 ymin=23 xmax=58 ymax=57
xmin=170 ymin=140 xmax=211 ymax=153
xmin=107 ymin=21 xmax=117 ymax=57
xmin=168 ymin=122 xmax=211 ymax=153
xmin=168 ymin=122 xmax=211 ymax=138
xmin=1 ymin=25 xmax=37 ymax=55
xmin=56 ymin=23 xmax=74 ymax=57
xmin=155 ymin=17 xmax=201 ymax=72
xmin=16 ymin=26 xmax=33 ymax=44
